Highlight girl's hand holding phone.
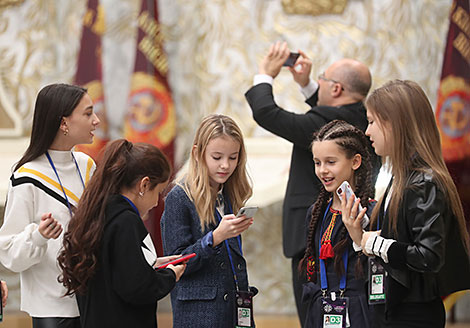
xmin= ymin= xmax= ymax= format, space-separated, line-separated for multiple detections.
xmin=167 ymin=263 xmax=186 ymax=282
xmin=154 ymin=255 xmax=182 ymax=268
xmin=212 ymin=214 xmax=253 ymax=247
xmin=340 ymin=192 xmax=367 ymax=246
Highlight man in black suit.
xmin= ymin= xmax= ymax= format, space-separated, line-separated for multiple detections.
xmin=245 ymin=41 xmax=379 ymax=326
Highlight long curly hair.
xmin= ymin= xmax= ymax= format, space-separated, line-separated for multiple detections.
xmin=58 ymin=139 xmax=171 ymax=296
xmin=300 ymin=120 xmax=375 ymax=280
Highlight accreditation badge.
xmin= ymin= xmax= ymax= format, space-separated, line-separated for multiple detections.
xmin=320 ymin=292 xmax=349 ymax=328
xmin=234 ymin=290 xmax=254 ymax=327
xmin=368 ymin=257 xmax=386 ymax=305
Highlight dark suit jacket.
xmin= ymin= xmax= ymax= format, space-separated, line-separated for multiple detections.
xmin=161 ymin=185 xmax=250 ymax=328
xmin=245 ymin=82 xmax=379 ymax=258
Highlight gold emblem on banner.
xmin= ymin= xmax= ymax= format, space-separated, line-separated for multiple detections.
xmin=436 ymin=75 xmax=470 ymax=162
xmin=125 ymin=72 xmax=175 ymax=147
xmin=281 ymin=0 xmax=348 ymax=16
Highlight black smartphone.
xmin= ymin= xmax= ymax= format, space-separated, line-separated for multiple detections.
xmin=283 ymin=52 xmax=300 ymax=67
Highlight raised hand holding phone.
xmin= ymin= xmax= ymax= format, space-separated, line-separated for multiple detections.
xmin=336 ymin=181 xmax=369 ymax=227
xmin=283 ymin=52 xmax=300 ymax=67
xmin=338 ymin=181 xmax=368 ymax=246
xmin=287 ymin=49 xmax=312 ymax=87
xmin=259 ymin=41 xmax=290 ymax=78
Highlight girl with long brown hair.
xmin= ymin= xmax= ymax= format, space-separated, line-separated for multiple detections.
xmin=301 ymin=120 xmax=376 ymax=328
xmin=161 ymin=114 xmax=255 ymax=327
xmin=0 ymin=83 xmax=99 ymax=328
xmin=342 ymin=80 xmax=470 ymax=327
xmin=58 ymin=139 xmax=185 ymax=328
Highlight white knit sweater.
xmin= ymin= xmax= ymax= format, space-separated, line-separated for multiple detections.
xmin=0 ymin=150 xmax=95 ymax=317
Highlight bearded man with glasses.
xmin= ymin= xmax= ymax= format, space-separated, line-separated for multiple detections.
xmin=245 ymin=41 xmax=381 ymax=327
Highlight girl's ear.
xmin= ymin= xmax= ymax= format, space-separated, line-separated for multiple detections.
xmin=60 ymin=118 xmax=68 ymax=134
xmin=352 ymin=154 xmax=362 ymax=170
xmin=139 ymin=176 xmax=151 ymax=193
xmin=192 ymin=145 xmax=198 ymax=162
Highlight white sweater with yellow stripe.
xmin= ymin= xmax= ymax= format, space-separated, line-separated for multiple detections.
xmin=0 ymin=150 xmax=95 ymax=317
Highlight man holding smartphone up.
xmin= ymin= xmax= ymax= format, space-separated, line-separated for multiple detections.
xmin=245 ymin=41 xmax=380 ymax=327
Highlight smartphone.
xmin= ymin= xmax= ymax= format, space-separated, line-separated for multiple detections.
xmin=283 ymin=52 xmax=300 ymax=67
xmin=336 ymin=181 xmax=369 ymax=228
xmin=155 ymin=253 xmax=196 ymax=270
xmin=236 ymin=206 xmax=258 ymax=219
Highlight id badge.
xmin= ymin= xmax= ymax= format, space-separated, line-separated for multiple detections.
xmin=320 ymin=293 xmax=349 ymax=328
xmin=234 ymin=290 xmax=254 ymax=328
xmin=368 ymin=257 xmax=386 ymax=304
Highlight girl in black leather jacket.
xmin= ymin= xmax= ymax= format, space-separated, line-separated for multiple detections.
xmin=341 ymin=80 xmax=470 ymax=328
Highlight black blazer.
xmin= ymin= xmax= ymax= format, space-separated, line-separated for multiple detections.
xmin=245 ymin=83 xmax=379 ymax=257
xmin=77 ymin=195 xmax=176 ymax=328
xmin=380 ymin=170 xmax=470 ymax=310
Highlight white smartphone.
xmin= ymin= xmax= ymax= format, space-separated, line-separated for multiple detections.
xmin=336 ymin=181 xmax=369 ymax=228
xmin=236 ymin=206 xmax=258 ymax=219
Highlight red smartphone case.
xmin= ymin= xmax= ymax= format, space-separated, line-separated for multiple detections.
xmin=155 ymin=253 xmax=196 ymax=270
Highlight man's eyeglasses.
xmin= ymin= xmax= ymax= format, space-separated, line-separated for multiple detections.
xmin=318 ymin=72 xmax=345 ymax=91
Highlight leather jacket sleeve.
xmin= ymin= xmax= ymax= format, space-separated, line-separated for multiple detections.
xmin=381 ymin=170 xmax=470 ymax=304
xmin=387 ymin=174 xmax=447 ymax=273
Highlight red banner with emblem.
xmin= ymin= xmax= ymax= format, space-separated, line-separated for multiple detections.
xmin=436 ymin=0 xmax=470 ymax=218
xmin=436 ymin=0 xmax=470 ymax=311
xmin=74 ymin=0 xmax=109 ymax=161
xmin=125 ymin=0 xmax=176 ymax=256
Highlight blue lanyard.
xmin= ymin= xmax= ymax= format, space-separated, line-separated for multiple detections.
xmin=121 ymin=195 xmax=140 ymax=217
xmin=46 ymin=151 xmax=85 ymax=217
xmin=319 ymin=200 xmax=349 ymax=293
xmin=214 ymin=197 xmax=243 ymax=291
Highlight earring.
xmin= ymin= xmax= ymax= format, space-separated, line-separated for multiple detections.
xmin=139 ymin=191 xmax=144 ymax=197
xmin=63 ymin=128 xmax=69 ymax=136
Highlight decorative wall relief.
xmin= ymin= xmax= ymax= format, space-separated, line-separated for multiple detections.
xmin=158 ymin=0 xmax=452 ymax=164
xmin=0 ymin=0 xmax=24 ymax=9
xmin=281 ymin=0 xmax=348 ymax=16
xmin=0 ymin=0 xmax=85 ymax=136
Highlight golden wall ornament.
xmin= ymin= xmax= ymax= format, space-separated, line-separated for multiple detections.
xmin=0 ymin=78 xmax=22 ymax=136
xmin=0 ymin=0 xmax=25 ymax=9
xmin=0 ymin=0 xmax=85 ymax=137
xmin=281 ymin=0 xmax=348 ymax=16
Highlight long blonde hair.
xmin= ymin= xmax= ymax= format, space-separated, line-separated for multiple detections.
xmin=365 ymin=80 xmax=469 ymax=251
xmin=177 ymin=114 xmax=252 ymax=230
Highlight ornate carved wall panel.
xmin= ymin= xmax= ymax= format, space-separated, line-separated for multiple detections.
xmin=158 ymin=0 xmax=451 ymax=163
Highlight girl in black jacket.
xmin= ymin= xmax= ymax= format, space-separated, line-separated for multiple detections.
xmin=58 ymin=140 xmax=186 ymax=328
xmin=342 ymin=80 xmax=470 ymax=328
